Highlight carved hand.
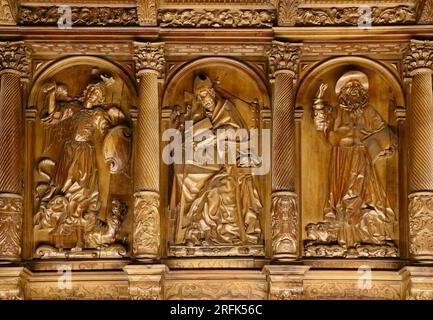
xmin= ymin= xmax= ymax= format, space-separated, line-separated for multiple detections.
xmin=316 ymin=83 xmax=328 ymax=99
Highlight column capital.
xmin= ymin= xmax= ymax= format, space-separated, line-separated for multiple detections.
xmin=134 ymin=42 xmax=166 ymax=78
xmin=0 ymin=42 xmax=30 ymax=77
xmin=267 ymin=41 xmax=302 ymax=77
xmin=403 ymin=40 xmax=433 ymax=77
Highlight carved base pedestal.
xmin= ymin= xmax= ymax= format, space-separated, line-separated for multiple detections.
xmin=0 ymin=267 xmax=29 ymax=300
xmin=123 ymin=264 xmax=167 ymax=300
xmin=264 ymin=265 xmax=310 ymax=300
xmin=401 ymin=266 xmax=433 ymax=300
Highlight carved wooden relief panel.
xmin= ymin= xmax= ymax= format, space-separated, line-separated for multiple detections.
xmin=298 ymin=58 xmax=404 ymax=259
xmin=29 ymin=59 xmax=136 ymax=259
xmin=162 ymin=58 xmax=271 ymax=258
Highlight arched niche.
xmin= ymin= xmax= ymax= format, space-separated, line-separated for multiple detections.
xmin=297 ymin=56 xmax=406 ymax=255
xmin=27 ymin=56 xmax=137 ymax=257
xmin=161 ymin=57 xmax=272 ymax=257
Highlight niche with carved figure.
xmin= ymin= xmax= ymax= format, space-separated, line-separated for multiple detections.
xmin=297 ymin=57 xmax=406 ymax=258
xmin=28 ymin=57 xmax=137 ymax=259
xmin=161 ymin=57 xmax=271 ymax=258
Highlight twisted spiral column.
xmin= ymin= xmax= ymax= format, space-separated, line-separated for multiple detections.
xmin=268 ymin=41 xmax=301 ymax=260
xmin=405 ymin=40 xmax=433 ymax=261
xmin=0 ymin=42 xmax=29 ymax=261
xmin=133 ymin=42 xmax=165 ymax=259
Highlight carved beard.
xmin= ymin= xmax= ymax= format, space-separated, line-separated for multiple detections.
xmin=338 ymin=81 xmax=368 ymax=114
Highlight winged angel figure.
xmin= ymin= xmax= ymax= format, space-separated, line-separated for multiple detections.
xmin=34 ymin=75 xmax=131 ymax=253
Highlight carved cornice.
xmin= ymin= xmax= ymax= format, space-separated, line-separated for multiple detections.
xmin=19 ymin=6 xmax=139 ymax=26
xmin=157 ymin=8 xmax=275 ymax=27
xmin=27 ymin=41 xmax=133 ymax=57
xmin=0 ymin=0 xmax=16 ymax=25
xmin=267 ymin=41 xmax=301 ymax=76
xmin=134 ymin=42 xmax=165 ymax=77
xmin=0 ymin=42 xmax=30 ymax=76
xmin=404 ymin=40 xmax=433 ymax=76
xmin=302 ymin=42 xmax=407 ymax=56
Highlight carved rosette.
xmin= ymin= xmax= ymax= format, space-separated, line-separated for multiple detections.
xmin=408 ymin=193 xmax=433 ymax=259
xmin=133 ymin=192 xmax=160 ymax=259
xmin=0 ymin=194 xmax=22 ymax=259
xmin=271 ymin=192 xmax=298 ymax=257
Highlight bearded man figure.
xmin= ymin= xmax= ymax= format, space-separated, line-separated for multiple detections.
xmin=305 ymin=71 xmax=398 ymax=256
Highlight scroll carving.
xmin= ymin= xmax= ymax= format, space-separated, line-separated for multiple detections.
xmin=19 ymin=6 xmax=138 ymax=26
xmin=408 ymin=193 xmax=433 ymax=257
xmin=0 ymin=195 xmax=22 ymax=258
xmin=304 ymin=71 xmax=398 ymax=258
xmin=132 ymin=191 xmax=160 ymax=257
xmin=34 ymin=76 xmax=132 ymax=258
xmin=157 ymin=9 xmax=275 ymax=27
xmin=296 ymin=6 xmax=416 ymax=26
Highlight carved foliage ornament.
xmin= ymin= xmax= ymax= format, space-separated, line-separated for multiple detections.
xmin=418 ymin=0 xmax=433 ymax=24
xmin=267 ymin=42 xmax=300 ymax=76
xmin=0 ymin=195 xmax=22 ymax=258
xmin=137 ymin=0 xmax=157 ymax=26
xmin=19 ymin=6 xmax=138 ymax=26
xmin=296 ymin=6 xmax=416 ymax=26
xmin=0 ymin=0 xmax=15 ymax=25
xmin=271 ymin=193 xmax=298 ymax=256
xmin=408 ymin=193 xmax=433 ymax=257
xmin=404 ymin=40 xmax=433 ymax=76
xmin=133 ymin=192 xmax=160 ymax=256
xmin=0 ymin=42 xmax=30 ymax=75
xmin=134 ymin=43 xmax=165 ymax=77
xmin=157 ymin=9 xmax=276 ymax=28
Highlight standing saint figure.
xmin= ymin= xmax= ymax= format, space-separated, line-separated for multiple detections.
xmin=34 ymin=76 xmax=131 ymax=251
xmin=305 ymin=71 xmax=397 ymax=251
xmin=170 ymin=73 xmax=262 ymax=246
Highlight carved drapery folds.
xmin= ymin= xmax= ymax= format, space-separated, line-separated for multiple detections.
xmin=404 ymin=40 xmax=433 ymax=261
xmin=133 ymin=42 xmax=165 ymax=259
xmin=0 ymin=41 xmax=29 ymax=260
xmin=268 ymin=41 xmax=300 ymax=259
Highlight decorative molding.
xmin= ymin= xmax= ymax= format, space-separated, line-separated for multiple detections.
xmin=304 ymin=281 xmax=401 ymax=299
xmin=296 ymin=6 xmax=416 ymax=26
xmin=157 ymin=8 xmax=276 ymax=27
xmin=165 ymin=43 xmax=269 ymax=57
xmin=132 ymin=191 xmax=160 ymax=258
xmin=408 ymin=193 xmax=433 ymax=259
xmin=267 ymin=41 xmax=301 ymax=76
xmin=302 ymin=42 xmax=407 ymax=56
xmin=168 ymin=245 xmax=265 ymax=257
xmin=28 ymin=42 xmax=133 ymax=57
xmin=0 ymin=194 xmax=22 ymax=259
xmin=403 ymin=39 xmax=433 ymax=76
xmin=264 ymin=266 xmax=310 ymax=300
xmin=0 ymin=0 xmax=16 ymax=25
xmin=0 ymin=41 xmax=30 ymax=76
xmin=165 ymin=280 xmax=267 ymax=299
xmin=19 ymin=6 xmax=139 ymax=26
xmin=134 ymin=42 xmax=165 ymax=77
xmin=137 ymin=0 xmax=157 ymax=26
